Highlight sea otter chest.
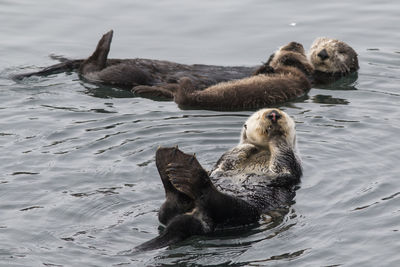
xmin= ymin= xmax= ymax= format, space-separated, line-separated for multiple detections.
xmin=210 ymin=147 xmax=277 ymax=210
xmin=209 ymin=144 xmax=297 ymax=212
xmin=211 ymin=149 xmax=271 ymax=182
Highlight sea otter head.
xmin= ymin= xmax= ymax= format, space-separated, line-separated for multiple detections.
xmin=268 ymin=42 xmax=314 ymax=77
xmin=309 ymin=37 xmax=359 ymax=74
xmin=240 ymin=108 xmax=296 ymax=149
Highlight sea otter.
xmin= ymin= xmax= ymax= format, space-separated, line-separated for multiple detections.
xmin=13 ymin=30 xmax=257 ymax=98
xmin=13 ymin=32 xmax=359 ymax=98
xmin=308 ymin=37 xmax=359 ymax=84
xmin=136 ymin=108 xmax=302 ymax=251
xmin=173 ymin=42 xmax=313 ymax=110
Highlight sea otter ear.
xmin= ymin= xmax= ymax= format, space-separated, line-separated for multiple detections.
xmin=244 ymin=124 xmax=247 ymax=130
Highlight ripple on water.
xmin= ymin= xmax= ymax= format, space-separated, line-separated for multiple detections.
xmin=1 ymin=0 xmax=400 ymax=266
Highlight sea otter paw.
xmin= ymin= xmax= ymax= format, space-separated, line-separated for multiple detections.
xmin=132 ymin=85 xmax=174 ymax=98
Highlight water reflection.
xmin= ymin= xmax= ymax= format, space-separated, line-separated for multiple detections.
xmin=2 ymin=0 xmax=400 ymax=266
xmin=81 ymin=83 xmax=135 ymax=99
xmin=314 ymin=72 xmax=359 ymax=91
xmin=312 ymin=95 xmax=349 ymax=105
xmin=140 ymin=207 xmax=297 ymax=266
xmin=248 ymin=249 xmax=308 ymax=265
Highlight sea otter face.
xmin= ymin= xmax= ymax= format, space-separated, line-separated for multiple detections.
xmin=241 ymin=108 xmax=296 ymax=149
xmin=309 ymin=37 xmax=359 ymax=74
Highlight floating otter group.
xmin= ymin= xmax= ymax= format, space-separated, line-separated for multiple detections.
xmin=14 ymin=30 xmax=358 ymax=110
xmin=13 ymin=30 xmax=360 ymax=250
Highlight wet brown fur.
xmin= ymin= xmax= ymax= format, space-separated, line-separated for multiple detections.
xmin=174 ymin=42 xmax=313 ymax=111
xmin=14 ymin=30 xmax=257 ymax=99
xmin=13 ymin=32 xmax=358 ymax=97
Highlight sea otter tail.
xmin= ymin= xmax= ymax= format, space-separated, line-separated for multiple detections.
xmin=79 ymin=30 xmax=113 ymax=74
xmin=12 ymin=59 xmax=84 ymax=80
xmin=134 ymin=147 xmax=260 ymax=251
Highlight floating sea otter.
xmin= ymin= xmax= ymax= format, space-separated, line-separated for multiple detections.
xmin=135 ymin=108 xmax=302 ymax=251
xmin=13 ymin=30 xmax=358 ymax=99
xmin=173 ymin=41 xmax=313 ymax=110
xmin=13 ymin=30 xmax=257 ymax=99
xmin=308 ymin=37 xmax=359 ymax=84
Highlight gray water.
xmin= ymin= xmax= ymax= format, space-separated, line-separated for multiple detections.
xmin=1 ymin=0 xmax=399 ymax=266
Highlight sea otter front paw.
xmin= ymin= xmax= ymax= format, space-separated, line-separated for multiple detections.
xmin=132 ymin=85 xmax=174 ymax=98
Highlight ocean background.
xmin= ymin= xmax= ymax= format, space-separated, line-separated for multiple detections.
xmin=0 ymin=0 xmax=399 ymax=266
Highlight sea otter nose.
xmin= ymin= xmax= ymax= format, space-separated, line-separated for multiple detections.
xmin=267 ymin=110 xmax=281 ymax=123
xmin=317 ymin=49 xmax=329 ymax=61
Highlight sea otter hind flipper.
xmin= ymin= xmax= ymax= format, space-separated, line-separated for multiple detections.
xmin=166 ymin=161 xmax=210 ymax=200
xmin=156 ymin=147 xmax=211 ymax=200
xmin=156 ymin=147 xmax=260 ymax=224
xmin=79 ymin=30 xmax=113 ymax=74
xmin=135 ymin=213 xmax=209 ymax=251
xmin=156 ymin=147 xmax=200 ymax=225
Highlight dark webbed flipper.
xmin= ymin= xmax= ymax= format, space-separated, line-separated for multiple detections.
xmin=135 ymin=147 xmax=260 ymax=251
xmin=155 ymin=146 xmax=195 ymax=225
xmin=134 ymin=214 xmax=206 ymax=251
xmin=12 ymin=30 xmax=114 ymax=81
xmin=166 ymin=160 xmax=210 ymax=200
xmin=79 ymin=30 xmax=113 ymax=74
xmin=156 ymin=147 xmax=260 ymax=225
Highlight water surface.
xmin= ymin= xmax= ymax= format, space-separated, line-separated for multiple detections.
xmin=0 ymin=0 xmax=399 ymax=266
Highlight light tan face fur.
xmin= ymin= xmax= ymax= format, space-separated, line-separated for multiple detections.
xmin=309 ymin=37 xmax=358 ymax=73
xmin=241 ymin=108 xmax=296 ymax=149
